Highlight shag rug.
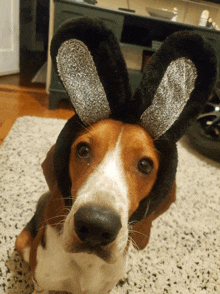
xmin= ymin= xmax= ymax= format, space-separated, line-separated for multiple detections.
xmin=0 ymin=116 xmax=220 ymax=294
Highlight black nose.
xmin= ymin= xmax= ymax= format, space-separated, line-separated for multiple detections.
xmin=74 ymin=205 xmax=122 ymax=247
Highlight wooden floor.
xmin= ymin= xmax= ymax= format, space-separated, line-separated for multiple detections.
xmin=0 ymin=74 xmax=74 ymax=146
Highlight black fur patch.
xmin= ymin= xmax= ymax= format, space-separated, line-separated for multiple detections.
xmin=129 ymin=141 xmax=177 ymax=223
xmin=25 ymin=192 xmax=50 ymax=239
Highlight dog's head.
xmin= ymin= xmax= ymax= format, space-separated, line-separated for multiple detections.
xmin=42 ymin=119 xmax=160 ymax=262
xmin=43 ymin=18 xmax=216 ymax=262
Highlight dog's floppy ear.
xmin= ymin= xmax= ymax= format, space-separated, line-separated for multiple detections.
xmin=130 ymin=183 xmax=176 ymax=250
xmin=133 ymin=31 xmax=217 ymax=141
xmin=42 ymin=148 xmax=69 ymax=230
xmin=50 ymin=17 xmax=132 ymax=125
xmin=41 ymin=145 xmax=57 ymax=192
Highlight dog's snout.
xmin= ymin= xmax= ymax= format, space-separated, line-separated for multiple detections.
xmin=74 ymin=205 xmax=122 ymax=247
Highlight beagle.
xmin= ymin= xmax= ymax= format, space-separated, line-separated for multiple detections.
xmin=15 ymin=119 xmax=175 ymax=294
xmin=15 ymin=17 xmax=216 ymax=294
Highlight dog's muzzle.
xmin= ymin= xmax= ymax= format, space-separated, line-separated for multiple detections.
xmin=74 ymin=205 xmax=122 ymax=247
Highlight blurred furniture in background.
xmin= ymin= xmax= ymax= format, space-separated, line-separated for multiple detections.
xmin=20 ymin=0 xmax=49 ymax=81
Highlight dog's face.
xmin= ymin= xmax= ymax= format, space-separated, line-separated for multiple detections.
xmin=60 ymin=119 xmax=159 ymax=263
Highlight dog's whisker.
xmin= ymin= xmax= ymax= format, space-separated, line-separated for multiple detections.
xmin=44 ymin=214 xmax=68 ymax=224
xmin=65 ymin=207 xmax=72 ymax=213
xmin=128 ymin=220 xmax=138 ymax=227
xmin=42 ymin=204 xmax=71 ymax=225
xmin=49 ymin=196 xmax=74 ymax=203
xmin=128 ymin=236 xmax=139 ymax=251
xmin=40 ymin=215 xmax=68 ymax=230
xmin=129 ymin=228 xmax=149 ymax=240
xmin=55 ymin=219 xmax=66 ymax=230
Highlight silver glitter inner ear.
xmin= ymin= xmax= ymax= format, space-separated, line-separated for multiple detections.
xmin=140 ymin=57 xmax=198 ymax=139
xmin=56 ymin=39 xmax=111 ymax=125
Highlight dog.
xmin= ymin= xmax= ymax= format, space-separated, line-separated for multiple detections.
xmin=15 ymin=17 xmax=216 ymax=294
xmin=15 ymin=118 xmax=176 ymax=294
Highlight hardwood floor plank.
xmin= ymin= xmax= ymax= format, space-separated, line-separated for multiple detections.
xmin=0 ymin=84 xmax=46 ymax=94
xmin=0 ymin=119 xmax=15 ymax=145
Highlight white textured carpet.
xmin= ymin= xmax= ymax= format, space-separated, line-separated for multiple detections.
xmin=0 ymin=116 xmax=220 ymax=294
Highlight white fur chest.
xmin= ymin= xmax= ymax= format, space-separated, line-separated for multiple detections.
xmin=34 ymin=226 xmax=126 ymax=294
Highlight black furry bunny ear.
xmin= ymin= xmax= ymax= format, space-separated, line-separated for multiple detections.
xmin=56 ymin=38 xmax=110 ymax=125
xmin=133 ymin=31 xmax=217 ymax=142
xmin=50 ymin=17 xmax=132 ymax=125
xmin=140 ymin=57 xmax=197 ymax=139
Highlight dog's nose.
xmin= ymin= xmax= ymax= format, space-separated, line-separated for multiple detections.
xmin=74 ymin=205 xmax=122 ymax=247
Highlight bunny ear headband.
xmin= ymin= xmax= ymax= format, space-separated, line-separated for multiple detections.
xmin=50 ymin=17 xmax=217 ymax=223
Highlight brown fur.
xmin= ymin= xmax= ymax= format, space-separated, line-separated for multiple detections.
xmin=15 ymin=227 xmax=33 ymax=260
xmin=130 ymin=182 xmax=176 ymax=250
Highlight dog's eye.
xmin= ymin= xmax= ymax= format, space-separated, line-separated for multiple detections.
xmin=138 ymin=158 xmax=153 ymax=175
xmin=77 ymin=143 xmax=90 ymax=159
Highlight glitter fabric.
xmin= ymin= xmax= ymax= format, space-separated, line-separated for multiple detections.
xmin=140 ymin=57 xmax=198 ymax=139
xmin=56 ymin=39 xmax=111 ymax=125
